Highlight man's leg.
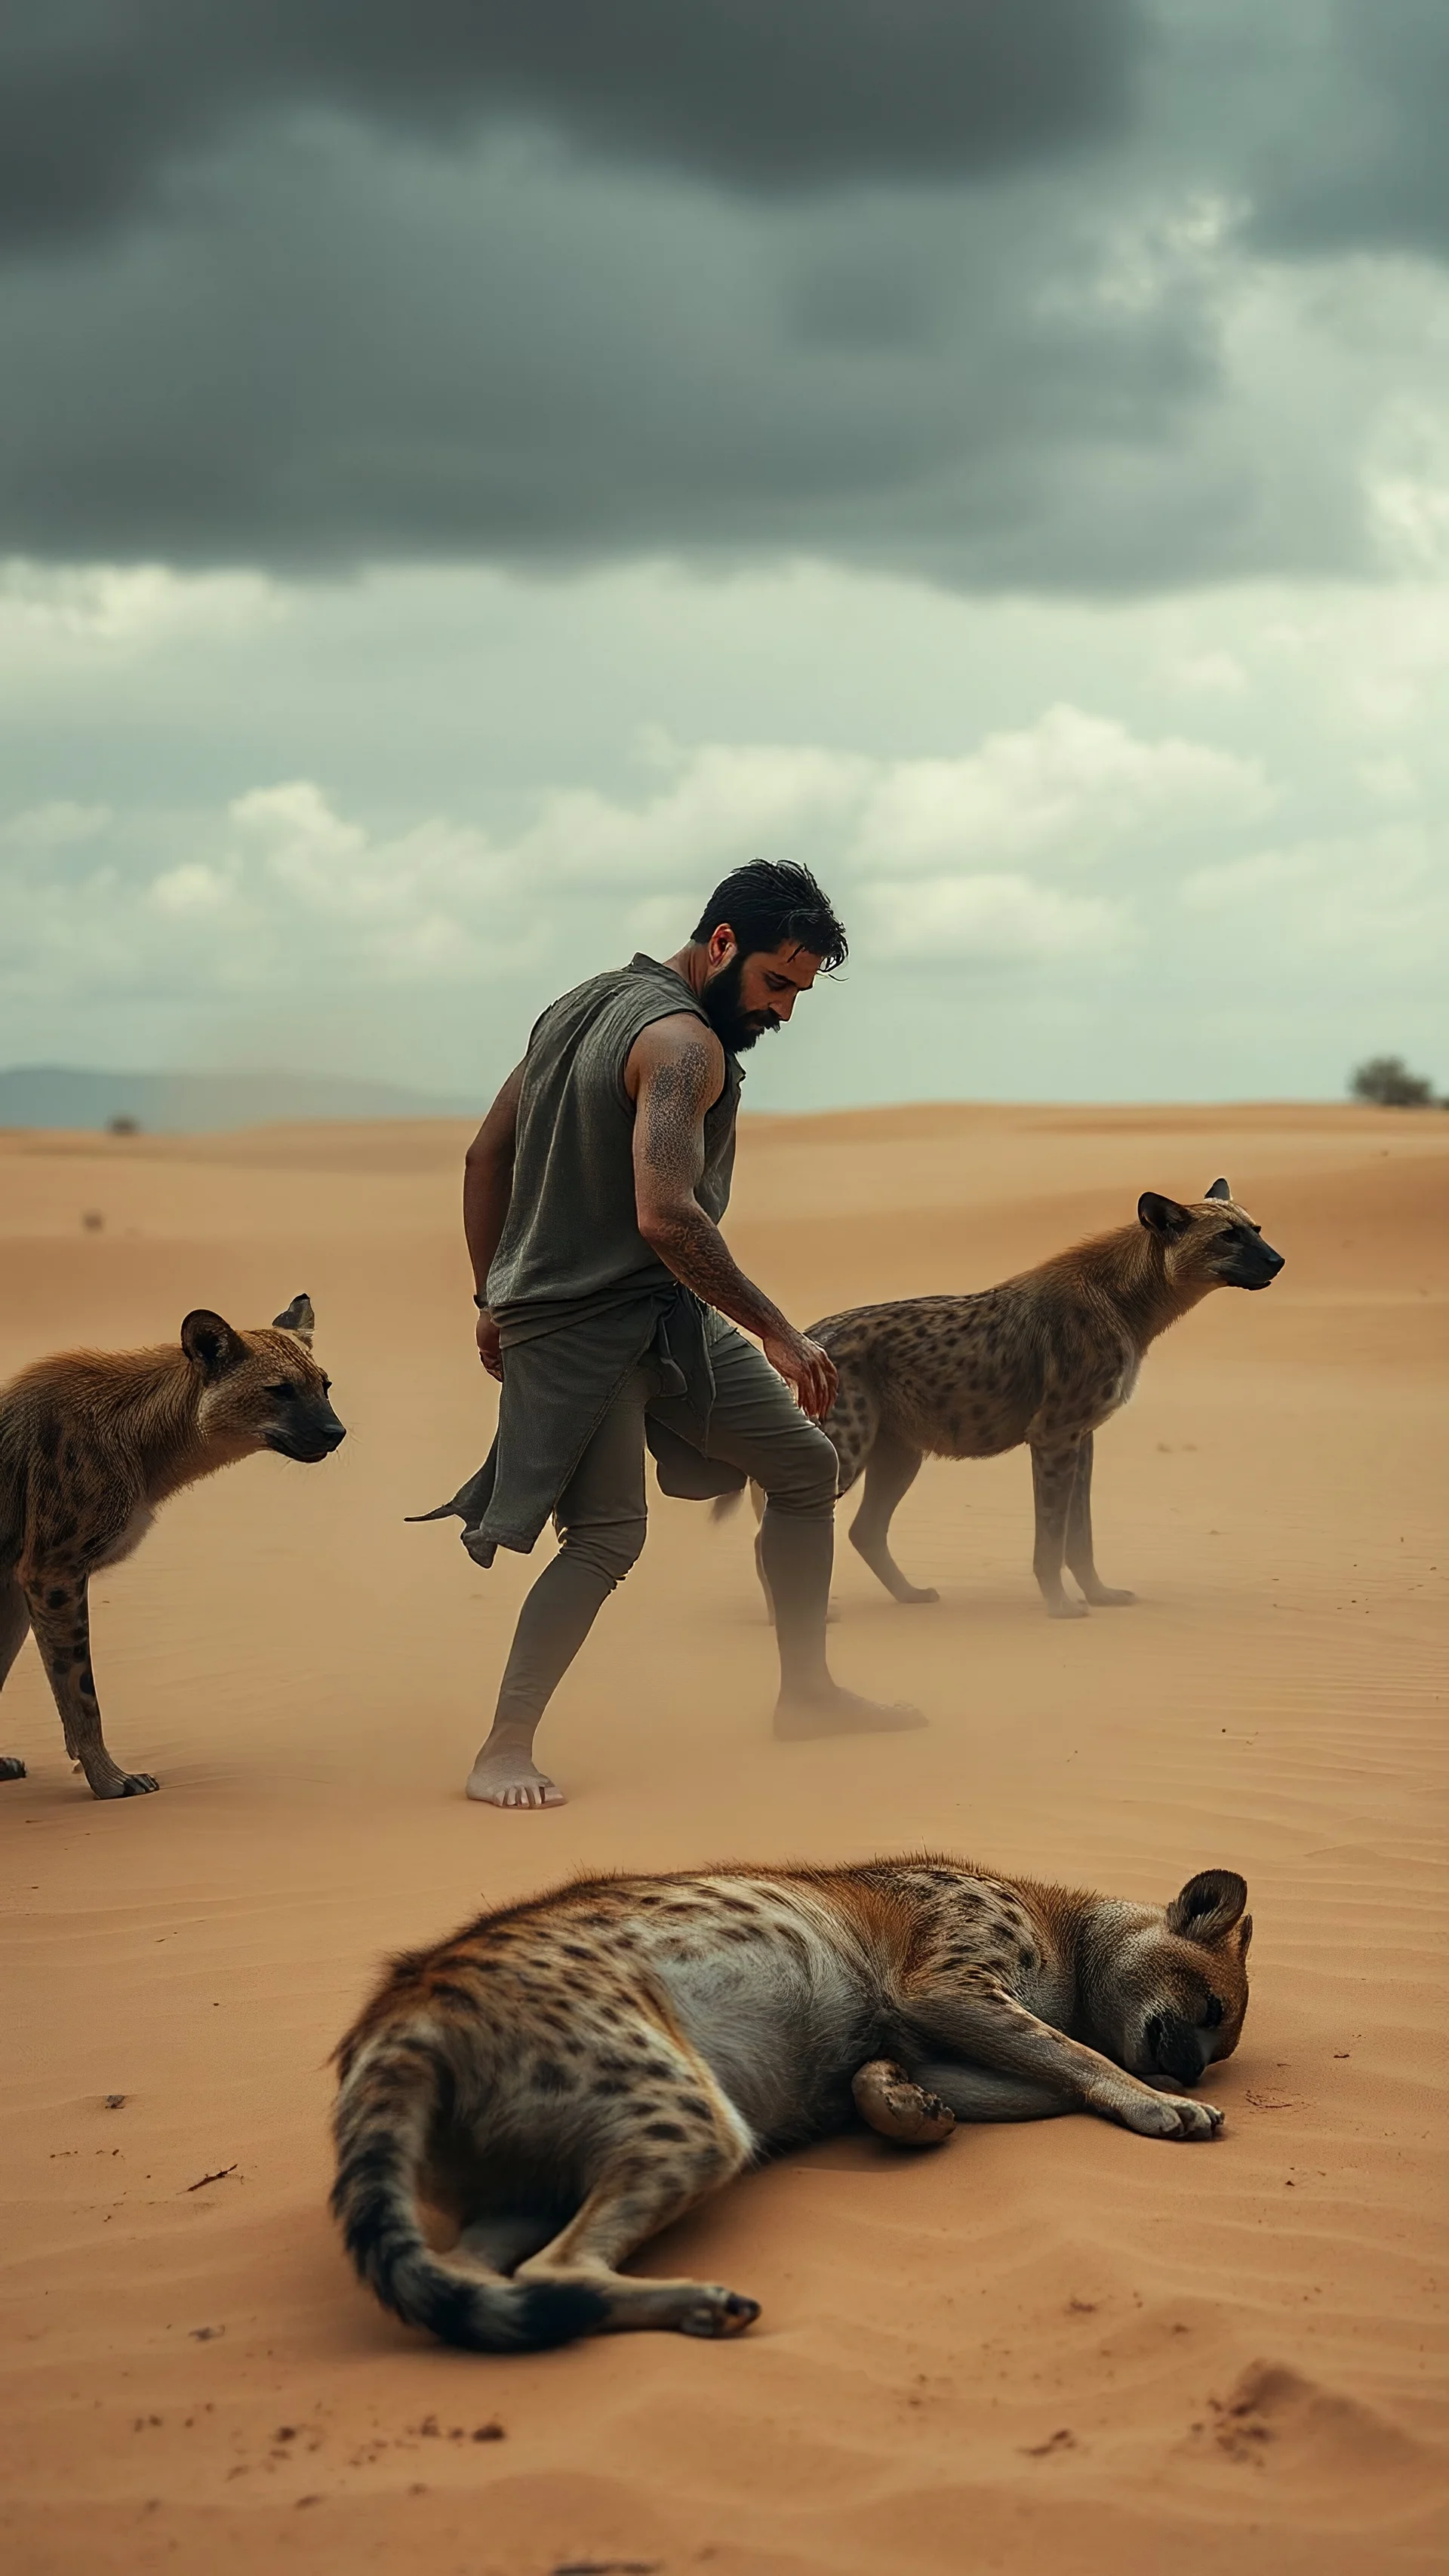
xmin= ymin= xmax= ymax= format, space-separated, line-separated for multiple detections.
xmin=653 ymin=1324 xmax=925 ymax=1738
xmin=466 ymin=1369 xmax=651 ymax=1808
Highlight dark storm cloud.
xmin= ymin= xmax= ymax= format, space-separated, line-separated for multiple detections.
xmin=0 ymin=2 xmax=1440 ymax=582
xmin=1140 ymin=2 xmax=1449 ymax=265
xmin=1238 ymin=2 xmax=1449 ymax=260
xmin=0 ymin=0 xmax=1135 ymax=248
xmin=5 ymin=122 xmax=1346 ymax=589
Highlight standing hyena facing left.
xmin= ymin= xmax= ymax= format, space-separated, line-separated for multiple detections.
xmin=0 ymin=1296 xmax=345 ymax=1797
xmin=331 ymin=1853 xmax=1253 ymax=2353
xmin=733 ymin=1178 xmax=1284 ymax=1621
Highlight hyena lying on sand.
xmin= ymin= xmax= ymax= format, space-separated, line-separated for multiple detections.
xmin=332 ymin=1853 xmax=1251 ymax=2351
xmin=0 ymin=1296 xmax=344 ymax=1798
xmin=735 ymin=1178 xmax=1283 ymax=1620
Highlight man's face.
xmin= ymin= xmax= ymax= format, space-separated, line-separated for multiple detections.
xmin=700 ymin=932 xmax=823 ymax=1054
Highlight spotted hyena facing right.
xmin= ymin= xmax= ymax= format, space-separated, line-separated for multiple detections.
xmin=783 ymin=1178 xmax=1284 ymax=1620
xmin=331 ymin=1853 xmax=1252 ymax=2353
xmin=0 ymin=1297 xmax=345 ymax=1797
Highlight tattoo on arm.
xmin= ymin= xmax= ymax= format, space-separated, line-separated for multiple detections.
xmin=641 ymin=1042 xmax=712 ymax=1186
xmin=634 ymin=1039 xmax=790 ymax=1339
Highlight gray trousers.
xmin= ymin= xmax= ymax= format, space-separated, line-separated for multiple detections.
xmin=492 ymin=1313 xmax=838 ymax=1730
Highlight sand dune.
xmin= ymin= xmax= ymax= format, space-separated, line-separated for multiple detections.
xmin=2 ymin=1102 xmax=1445 ymax=2574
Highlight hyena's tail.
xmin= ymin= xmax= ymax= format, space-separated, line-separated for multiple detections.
xmin=331 ymin=2032 xmax=607 ymax=2353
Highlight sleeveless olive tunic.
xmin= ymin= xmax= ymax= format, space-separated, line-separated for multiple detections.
xmin=488 ymin=954 xmax=742 ymax=1339
xmin=413 ymin=956 xmax=746 ymax=1559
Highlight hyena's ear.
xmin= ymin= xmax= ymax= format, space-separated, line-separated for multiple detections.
xmin=181 ymin=1309 xmax=245 ymax=1379
xmin=1138 ymin=1191 xmax=1193 ymax=1238
xmin=1204 ymin=1177 xmax=1232 ymax=1202
xmin=1166 ymin=1869 xmax=1248 ymax=1944
xmin=272 ymin=1292 xmax=315 ymax=1346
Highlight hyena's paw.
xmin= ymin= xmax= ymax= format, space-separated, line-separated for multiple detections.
xmin=94 ymin=1769 xmax=161 ymax=1799
xmin=1117 ymin=2089 xmax=1223 ymax=2141
xmin=853 ymin=2059 xmax=956 ymax=2146
xmin=1163 ymin=2095 xmax=1223 ymax=2141
xmin=678 ymin=2287 xmax=761 ymax=2339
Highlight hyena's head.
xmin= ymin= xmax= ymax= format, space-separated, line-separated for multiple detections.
xmin=1093 ymin=1870 xmax=1253 ymax=2088
xmin=180 ymin=1294 xmax=346 ymax=1464
xmin=1137 ymin=1178 xmax=1284 ymax=1294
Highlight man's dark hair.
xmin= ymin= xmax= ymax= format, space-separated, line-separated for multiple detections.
xmin=691 ymin=861 xmax=848 ymax=971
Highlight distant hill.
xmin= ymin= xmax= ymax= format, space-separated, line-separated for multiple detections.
xmin=0 ymin=1066 xmax=478 ymax=1132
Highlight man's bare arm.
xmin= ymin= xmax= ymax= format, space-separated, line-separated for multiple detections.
xmin=629 ymin=1017 xmax=837 ymax=1418
xmin=463 ymin=1061 xmax=525 ymax=1380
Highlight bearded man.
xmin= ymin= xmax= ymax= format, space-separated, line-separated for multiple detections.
xmin=423 ymin=861 xmax=923 ymax=1808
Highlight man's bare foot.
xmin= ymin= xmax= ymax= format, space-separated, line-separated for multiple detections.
xmin=774 ymin=1685 xmax=925 ymax=1739
xmin=465 ymin=1737 xmax=567 ymax=1808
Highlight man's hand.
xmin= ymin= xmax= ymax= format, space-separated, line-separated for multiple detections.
xmin=475 ymin=1307 xmax=503 ymax=1381
xmin=761 ymin=1325 xmax=837 ymax=1420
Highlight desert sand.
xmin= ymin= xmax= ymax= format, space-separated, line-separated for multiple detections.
xmin=2 ymin=1100 xmax=1445 ymax=2576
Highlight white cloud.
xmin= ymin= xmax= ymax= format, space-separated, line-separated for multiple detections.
xmin=448 ymin=706 xmax=1263 ymax=922
xmin=846 ymin=705 xmax=1269 ymax=876
xmin=856 ymin=871 xmax=1132 ymax=963
xmin=8 ymin=707 xmax=1244 ymax=1014
xmin=148 ymin=860 xmax=235 ymax=915
xmin=2 ymin=557 xmax=1445 ymax=1101
xmin=1365 ymin=402 xmax=1449 ymax=580
xmin=2 ymin=710 xmax=1235 ymax=1040
xmin=1181 ymin=823 xmax=1449 ymax=958
xmin=232 ymin=780 xmax=368 ymax=900
xmin=506 ymin=740 xmax=873 ymax=891
xmin=0 ymin=559 xmax=283 ymax=657
xmin=2 ymin=667 xmax=1434 ymax=1063
xmin=1171 ymin=651 xmax=1247 ymax=697
xmin=0 ymin=800 xmax=111 ymax=849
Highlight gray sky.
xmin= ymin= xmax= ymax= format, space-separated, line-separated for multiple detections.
xmin=3 ymin=2 xmax=1446 ymax=1106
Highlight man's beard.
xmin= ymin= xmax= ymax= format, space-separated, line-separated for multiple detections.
xmin=700 ymin=955 xmax=780 ymax=1054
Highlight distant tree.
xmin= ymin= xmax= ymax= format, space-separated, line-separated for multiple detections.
xmin=1349 ymin=1054 xmax=1436 ymax=1108
xmin=106 ymin=1113 xmax=141 ymax=1136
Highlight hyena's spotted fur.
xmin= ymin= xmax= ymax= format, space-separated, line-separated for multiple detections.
xmin=331 ymin=1854 xmax=1252 ymax=2352
xmin=0 ymin=1297 xmax=344 ymax=1798
xmin=804 ymin=1179 xmax=1284 ymax=1618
